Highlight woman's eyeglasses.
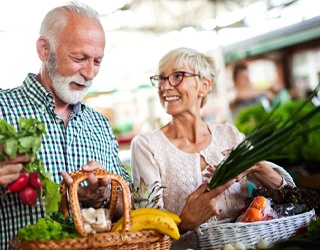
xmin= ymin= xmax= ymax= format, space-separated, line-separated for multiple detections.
xmin=150 ymin=71 xmax=200 ymax=89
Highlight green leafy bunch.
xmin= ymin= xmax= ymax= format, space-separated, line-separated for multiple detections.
xmin=23 ymin=158 xmax=62 ymax=213
xmin=0 ymin=117 xmax=46 ymax=160
xmin=17 ymin=213 xmax=79 ymax=240
xmin=208 ymin=85 xmax=320 ymax=190
xmin=0 ymin=117 xmax=61 ymax=213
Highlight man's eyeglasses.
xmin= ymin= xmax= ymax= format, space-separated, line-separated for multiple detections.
xmin=150 ymin=71 xmax=200 ymax=89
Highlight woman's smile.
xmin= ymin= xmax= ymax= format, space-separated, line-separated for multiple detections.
xmin=164 ymin=95 xmax=181 ymax=102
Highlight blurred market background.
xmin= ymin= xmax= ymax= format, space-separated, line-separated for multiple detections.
xmin=1 ymin=0 xmax=320 ymax=187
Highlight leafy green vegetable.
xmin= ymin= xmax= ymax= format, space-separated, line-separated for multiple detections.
xmin=17 ymin=214 xmax=79 ymax=240
xmin=235 ymin=103 xmax=267 ymax=134
xmin=208 ymin=85 xmax=320 ymax=190
xmin=0 ymin=117 xmax=61 ymax=213
xmin=22 ymin=158 xmax=62 ymax=213
xmin=0 ymin=117 xmax=46 ymax=160
xmin=50 ymin=212 xmax=78 ymax=235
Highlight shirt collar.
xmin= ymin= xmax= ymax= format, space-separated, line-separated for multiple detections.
xmin=23 ymin=73 xmax=86 ymax=114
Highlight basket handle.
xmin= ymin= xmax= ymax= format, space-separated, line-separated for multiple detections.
xmin=60 ymin=169 xmax=132 ymax=237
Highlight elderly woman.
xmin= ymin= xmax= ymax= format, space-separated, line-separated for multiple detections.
xmin=130 ymin=47 xmax=295 ymax=249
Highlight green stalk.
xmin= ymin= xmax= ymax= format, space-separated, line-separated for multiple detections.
xmin=208 ymin=84 xmax=320 ymax=190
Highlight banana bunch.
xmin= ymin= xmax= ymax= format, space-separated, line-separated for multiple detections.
xmin=111 ymin=207 xmax=181 ymax=240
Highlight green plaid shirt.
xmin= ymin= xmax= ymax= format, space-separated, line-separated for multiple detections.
xmin=0 ymin=73 xmax=131 ymax=249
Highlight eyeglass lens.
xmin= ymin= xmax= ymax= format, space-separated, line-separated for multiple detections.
xmin=150 ymin=71 xmax=199 ymax=88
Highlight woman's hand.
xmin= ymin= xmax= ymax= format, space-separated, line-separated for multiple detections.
xmin=235 ymin=161 xmax=284 ymax=188
xmin=235 ymin=162 xmax=262 ymax=182
xmin=203 ymin=165 xmax=215 ymax=179
xmin=178 ymin=179 xmax=235 ymax=234
xmin=61 ymin=161 xmax=111 ymax=208
xmin=0 ymin=153 xmax=30 ymax=187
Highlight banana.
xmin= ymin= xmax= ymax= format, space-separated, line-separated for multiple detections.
xmin=113 ymin=212 xmax=180 ymax=240
xmin=111 ymin=208 xmax=181 ymax=232
xmin=131 ymin=208 xmax=181 ymax=225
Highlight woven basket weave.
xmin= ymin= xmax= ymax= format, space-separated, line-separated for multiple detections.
xmin=10 ymin=169 xmax=171 ymax=250
xmin=195 ymin=209 xmax=315 ymax=250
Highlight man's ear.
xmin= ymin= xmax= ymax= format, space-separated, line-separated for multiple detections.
xmin=36 ymin=36 xmax=49 ymax=61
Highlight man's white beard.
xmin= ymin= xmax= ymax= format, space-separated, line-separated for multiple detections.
xmin=46 ymin=48 xmax=93 ymax=105
xmin=51 ymin=74 xmax=92 ymax=104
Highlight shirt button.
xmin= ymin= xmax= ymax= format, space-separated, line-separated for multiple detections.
xmin=41 ymin=106 xmax=46 ymax=113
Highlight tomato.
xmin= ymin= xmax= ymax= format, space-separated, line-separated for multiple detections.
xmin=240 ymin=207 xmax=263 ymax=222
xmin=251 ymin=196 xmax=268 ymax=212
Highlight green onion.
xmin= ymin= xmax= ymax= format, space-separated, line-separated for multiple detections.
xmin=208 ymin=84 xmax=320 ymax=190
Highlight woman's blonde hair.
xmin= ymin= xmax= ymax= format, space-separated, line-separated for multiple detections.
xmin=157 ymin=47 xmax=218 ymax=107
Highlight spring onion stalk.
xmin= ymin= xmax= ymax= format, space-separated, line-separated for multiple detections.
xmin=208 ymin=84 xmax=320 ymax=190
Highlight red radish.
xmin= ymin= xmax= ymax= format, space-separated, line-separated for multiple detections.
xmin=29 ymin=172 xmax=43 ymax=189
xmin=19 ymin=185 xmax=37 ymax=206
xmin=6 ymin=172 xmax=29 ymax=193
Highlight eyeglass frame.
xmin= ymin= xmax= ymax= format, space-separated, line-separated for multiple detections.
xmin=149 ymin=71 xmax=200 ymax=89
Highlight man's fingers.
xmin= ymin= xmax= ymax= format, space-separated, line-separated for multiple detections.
xmin=86 ymin=172 xmax=100 ymax=189
xmin=100 ymin=176 xmax=111 ymax=186
xmin=0 ymin=164 xmax=24 ymax=187
xmin=61 ymin=170 xmax=73 ymax=186
xmin=1 ymin=153 xmax=30 ymax=165
xmin=82 ymin=161 xmax=104 ymax=172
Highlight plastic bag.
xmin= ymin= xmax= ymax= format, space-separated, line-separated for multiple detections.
xmin=236 ymin=196 xmax=277 ymax=222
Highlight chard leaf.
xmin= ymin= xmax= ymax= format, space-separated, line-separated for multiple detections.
xmin=44 ymin=180 xmax=62 ymax=213
xmin=17 ymin=136 xmax=36 ymax=153
xmin=4 ymin=138 xmax=18 ymax=159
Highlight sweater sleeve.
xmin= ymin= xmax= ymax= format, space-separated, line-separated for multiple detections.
xmin=247 ymin=161 xmax=296 ymax=188
xmin=130 ymin=133 xmax=164 ymax=208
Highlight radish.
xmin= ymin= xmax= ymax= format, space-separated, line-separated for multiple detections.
xmin=6 ymin=172 xmax=29 ymax=193
xmin=19 ymin=185 xmax=37 ymax=206
xmin=29 ymin=172 xmax=43 ymax=189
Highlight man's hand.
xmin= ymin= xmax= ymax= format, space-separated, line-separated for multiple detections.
xmin=0 ymin=153 xmax=30 ymax=187
xmin=61 ymin=161 xmax=111 ymax=208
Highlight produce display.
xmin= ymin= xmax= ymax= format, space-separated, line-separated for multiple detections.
xmin=235 ymin=97 xmax=320 ymax=169
xmin=0 ymin=118 xmax=61 ymax=212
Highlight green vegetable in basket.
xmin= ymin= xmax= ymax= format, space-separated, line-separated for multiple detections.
xmin=208 ymin=84 xmax=320 ymax=190
xmin=17 ymin=213 xmax=79 ymax=240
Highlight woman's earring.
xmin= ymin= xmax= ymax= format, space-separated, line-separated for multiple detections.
xmin=200 ymin=93 xmax=204 ymax=97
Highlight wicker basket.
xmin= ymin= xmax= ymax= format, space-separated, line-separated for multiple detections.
xmin=10 ymin=169 xmax=172 ymax=250
xmin=195 ymin=209 xmax=315 ymax=250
